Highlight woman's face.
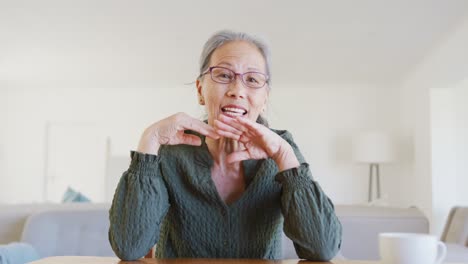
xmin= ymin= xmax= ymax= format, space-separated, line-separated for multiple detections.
xmin=196 ymin=41 xmax=269 ymax=126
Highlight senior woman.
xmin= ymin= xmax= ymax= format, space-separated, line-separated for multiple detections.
xmin=109 ymin=30 xmax=342 ymax=261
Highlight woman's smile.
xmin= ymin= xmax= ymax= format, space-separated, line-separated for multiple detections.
xmin=221 ymin=104 xmax=248 ymax=117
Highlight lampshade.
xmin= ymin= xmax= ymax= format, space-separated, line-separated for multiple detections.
xmin=352 ymin=131 xmax=394 ymax=164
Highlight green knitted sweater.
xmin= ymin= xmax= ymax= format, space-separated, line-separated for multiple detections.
xmin=108 ymin=129 xmax=342 ymax=261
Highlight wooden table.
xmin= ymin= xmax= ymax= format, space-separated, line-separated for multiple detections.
xmin=27 ymin=256 xmax=467 ymax=264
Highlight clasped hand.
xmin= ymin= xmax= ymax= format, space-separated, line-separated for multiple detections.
xmin=137 ymin=113 xmax=299 ymax=171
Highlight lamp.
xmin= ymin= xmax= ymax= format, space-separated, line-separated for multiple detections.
xmin=352 ymin=131 xmax=394 ymax=202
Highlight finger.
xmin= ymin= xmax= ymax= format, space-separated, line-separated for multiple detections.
xmin=179 ymin=134 xmax=202 ymax=146
xmin=214 ymin=119 xmax=243 ymax=136
xmin=234 ymin=117 xmax=264 ymax=136
xmin=181 ymin=117 xmax=220 ymax=139
xmin=215 ymin=129 xmax=241 ymax=140
xmin=226 ymin=150 xmax=251 ymax=163
xmin=218 ymin=115 xmax=258 ymax=139
xmin=219 ymin=118 xmax=255 ymax=141
xmin=218 ymin=114 xmax=247 ymax=132
xmin=238 ymin=133 xmax=252 ymax=144
xmin=242 ymin=128 xmax=256 ymax=139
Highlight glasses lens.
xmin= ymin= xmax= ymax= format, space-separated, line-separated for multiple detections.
xmin=243 ymin=72 xmax=267 ymax=88
xmin=211 ymin=67 xmax=234 ymax=84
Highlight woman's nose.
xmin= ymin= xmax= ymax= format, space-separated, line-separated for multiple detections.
xmin=226 ymin=77 xmax=246 ymax=99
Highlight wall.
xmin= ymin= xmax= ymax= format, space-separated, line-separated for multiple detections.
xmin=268 ymin=84 xmax=397 ymax=204
xmin=431 ymin=81 xmax=468 ymax=236
xmin=454 ymin=81 xmax=468 ymax=205
xmin=430 ymin=88 xmax=458 ymax=236
xmin=400 ymin=16 xmax=468 ymax=234
xmin=0 ymin=88 xmax=5 ymax=184
xmin=1 ymin=85 xmax=199 ymax=202
xmin=1 ymin=82 xmax=400 ymax=204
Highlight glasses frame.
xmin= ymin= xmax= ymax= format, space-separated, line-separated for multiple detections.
xmin=200 ymin=66 xmax=269 ymax=89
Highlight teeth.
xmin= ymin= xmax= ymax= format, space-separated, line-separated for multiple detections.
xmin=222 ymin=107 xmax=247 ymax=114
xmin=223 ymin=112 xmax=244 ymax=117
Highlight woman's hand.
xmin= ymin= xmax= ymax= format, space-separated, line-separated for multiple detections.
xmin=137 ymin=112 xmax=220 ymax=155
xmin=214 ymin=115 xmax=300 ymax=171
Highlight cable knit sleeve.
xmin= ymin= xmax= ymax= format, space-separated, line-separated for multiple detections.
xmin=108 ymin=151 xmax=170 ymax=260
xmin=275 ymin=132 xmax=342 ymax=261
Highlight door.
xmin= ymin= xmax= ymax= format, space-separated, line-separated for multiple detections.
xmin=45 ymin=122 xmax=107 ymax=202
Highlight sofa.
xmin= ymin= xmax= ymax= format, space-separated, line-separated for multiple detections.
xmin=0 ymin=203 xmax=434 ymax=261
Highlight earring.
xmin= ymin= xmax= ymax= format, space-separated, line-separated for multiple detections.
xmin=199 ymin=97 xmax=205 ymax=105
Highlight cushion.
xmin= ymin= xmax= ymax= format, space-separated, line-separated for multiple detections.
xmin=0 ymin=242 xmax=40 ymax=264
xmin=61 ymin=187 xmax=91 ymax=203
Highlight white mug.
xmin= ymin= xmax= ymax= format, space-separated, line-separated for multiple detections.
xmin=379 ymin=232 xmax=447 ymax=264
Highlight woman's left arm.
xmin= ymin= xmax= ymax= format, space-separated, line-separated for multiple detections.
xmin=274 ymin=132 xmax=342 ymax=261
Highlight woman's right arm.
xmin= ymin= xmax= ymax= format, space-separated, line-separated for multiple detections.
xmin=108 ymin=151 xmax=169 ymax=260
xmin=108 ymin=113 xmax=219 ymax=260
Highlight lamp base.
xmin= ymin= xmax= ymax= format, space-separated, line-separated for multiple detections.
xmin=368 ymin=163 xmax=381 ymax=202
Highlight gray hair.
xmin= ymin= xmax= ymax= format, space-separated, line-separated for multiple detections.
xmin=198 ymin=30 xmax=272 ymax=86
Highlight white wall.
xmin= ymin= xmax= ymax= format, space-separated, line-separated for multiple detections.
xmin=269 ymin=84 xmax=400 ymax=204
xmin=454 ymin=81 xmax=468 ymax=205
xmin=400 ymin=16 xmax=468 ymax=234
xmin=431 ymin=81 xmax=468 ymax=236
xmin=1 ymin=85 xmax=200 ymax=202
xmin=430 ymin=88 xmax=458 ymax=236
xmin=1 ymin=82 xmax=402 ymax=204
xmin=0 ymin=88 xmax=6 ymax=182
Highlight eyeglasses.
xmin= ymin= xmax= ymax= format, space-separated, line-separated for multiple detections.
xmin=200 ymin=66 xmax=269 ymax=89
